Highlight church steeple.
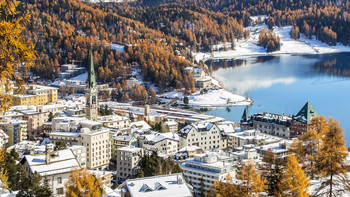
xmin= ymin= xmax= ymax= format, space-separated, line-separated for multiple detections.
xmin=86 ymin=44 xmax=98 ymax=121
xmin=88 ymin=44 xmax=96 ymax=89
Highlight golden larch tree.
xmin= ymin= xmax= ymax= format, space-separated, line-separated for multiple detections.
xmin=237 ymin=161 xmax=266 ymax=197
xmin=65 ymin=169 xmax=104 ymax=197
xmin=208 ymin=174 xmax=240 ymax=197
xmin=277 ymin=155 xmax=310 ymax=197
xmin=316 ymin=117 xmax=347 ymax=197
xmin=0 ymin=0 xmax=36 ymax=112
xmin=0 ymin=148 xmax=8 ymax=189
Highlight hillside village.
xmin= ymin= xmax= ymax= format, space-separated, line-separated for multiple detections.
xmin=1 ymin=46 xmax=346 ymax=197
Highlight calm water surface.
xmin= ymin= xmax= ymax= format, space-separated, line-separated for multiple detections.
xmin=205 ymin=53 xmax=350 ymax=144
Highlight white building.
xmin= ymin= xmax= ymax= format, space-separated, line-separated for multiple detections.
xmin=252 ymin=113 xmax=292 ymax=138
xmin=21 ymin=149 xmax=82 ymax=196
xmin=178 ymin=122 xmax=227 ymax=150
xmin=119 ymin=173 xmax=192 ymax=197
xmin=49 ymin=117 xmax=111 ymax=170
xmin=116 ymin=146 xmax=142 ymax=181
xmin=100 ymin=115 xmax=130 ymax=129
xmin=140 ymin=132 xmax=179 ymax=156
xmin=161 ymin=120 xmax=178 ymax=133
xmin=229 ymin=148 xmax=260 ymax=163
xmin=69 ymin=145 xmax=87 ymax=168
xmin=181 ymin=152 xmax=236 ymax=195
xmin=0 ymin=129 xmax=9 ymax=148
xmin=227 ymin=129 xmax=284 ymax=150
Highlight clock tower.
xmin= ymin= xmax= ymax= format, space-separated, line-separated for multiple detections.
xmin=86 ymin=45 xmax=98 ymax=121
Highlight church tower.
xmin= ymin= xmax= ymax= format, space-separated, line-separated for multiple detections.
xmin=86 ymin=45 xmax=98 ymax=121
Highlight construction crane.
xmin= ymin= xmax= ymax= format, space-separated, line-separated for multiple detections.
xmin=69 ymin=60 xmax=83 ymax=76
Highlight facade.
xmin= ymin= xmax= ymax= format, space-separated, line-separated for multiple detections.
xmin=49 ymin=118 xmax=111 ymax=170
xmin=21 ymin=149 xmax=81 ymax=197
xmin=100 ymin=115 xmax=130 ymax=129
xmin=119 ymin=173 xmax=192 ymax=197
xmin=252 ymin=113 xmax=292 ymax=138
xmin=0 ymin=129 xmax=9 ymax=148
xmin=0 ymin=119 xmax=27 ymax=146
xmin=139 ymin=132 xmax=179 ymax=156
xmin=85 ymin=47 xmax=99 ymax=121
xmin=174 ymin=145 xmax=205 ymax=161
xmin=161 ymin=120 xmax=178 ymax=133
xmin=69 ymin=145 xmax=87 ymax=168
xmin=227 ymin=129 xmax=284 ymax=150
xmin=116 ymin=146 xmax=142 ymax=181
xmin=12 ymin=85 xmax=58 ymax=106
xmin=181 ymin=152 xmax=236 ymax=195
xmin=178 ymin=122 xmax=227 ymax=150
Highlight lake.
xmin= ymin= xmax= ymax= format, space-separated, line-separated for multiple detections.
xmin=205 ymin=53 xmax=350 ymax=145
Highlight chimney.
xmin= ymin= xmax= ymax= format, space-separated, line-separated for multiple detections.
xmin=177 ymin=175 xmax=183 ymax=184
xmin=45 ymin=145 xmax=50 ymax=164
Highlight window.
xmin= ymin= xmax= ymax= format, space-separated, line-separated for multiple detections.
xmin=57 ymin=177 xmax=62 ymax=184
xmin=56 ymin=188 xmax=64 ymax=194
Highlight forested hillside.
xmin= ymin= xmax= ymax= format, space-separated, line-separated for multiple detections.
xmin=19 ymin=0 xmax=350 ymax=92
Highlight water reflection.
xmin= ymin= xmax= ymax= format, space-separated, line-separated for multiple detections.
xmin=206 ymin=53 xmax=350 ymax=144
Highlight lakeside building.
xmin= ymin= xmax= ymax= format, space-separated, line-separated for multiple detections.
xmin=49 ymin=117 xmax=111 ymax=170
xmin=21 ymin=149 xmax=81 ymax=197
xmin=118 ymin=173 xmax=192 ymax=197
xmin=178 ymin=122 xmax=227 ymax=150
xmin=115 ymin=146 xmax=143 ymax=181
xmin=12 ymin=85 xmax=58 ymax=106
xmin=243 ymin=101 xmax=320 ymax=139
xmin=181 ymin=152 xmax=236 ymax=195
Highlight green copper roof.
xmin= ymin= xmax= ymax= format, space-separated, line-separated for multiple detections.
xmin=88 ymin=46 xmax=96 ymax=89
xmin=296 ymin=100 xmax=319 ymax=124
xmin=241 ymin=106 xmax=249 ymax=122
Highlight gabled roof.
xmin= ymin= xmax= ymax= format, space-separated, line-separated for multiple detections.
xmin=241 ymin=106 xmax=249 ymax=122
xmin=296 ymin=100 xmax=319 ymax=124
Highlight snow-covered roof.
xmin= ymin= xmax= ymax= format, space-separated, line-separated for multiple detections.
xmin=179 ymin=145 xmax=202 ymax=152
xmin=142 ymin=132 xmax=179 ymax=144
xmin=113 ymin=135 xmax=134 ymax=142
xmin=129 ymin=121 xmax=151 ymax=130
xmin=0 ymin=129 xmax=9 ymax=140
xmin=124 ymin=173 xmax=192 ymax=197
xmin=22 ymin=149 xmax=81 ymax=176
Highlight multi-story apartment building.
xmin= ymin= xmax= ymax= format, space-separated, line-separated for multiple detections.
xmin=49 ymin=117 xmax=111 ymax=170
xmin=116 ymin=146 xmax=142 ymax=181
xmin=0 ymin=129 xmax=9 ymax=148
xmin=21 ymin=149 xmax=81 ymax=197
xmin=69 ymin=145 xmax=87 ymax=168
xmin=100 ymin=115 xmax=130 ymax=129
xmin=161 ymin=120 xmax=178 ymax=133
xmin=0 ymin=119 xmax=27 ymax=146
xmin=181 ymin=152 xmax=236 ymax=195
xmin=12 ymin=85 xmax=58 ymax=106
xmin=245 ymin=101 xmax=319 ymax=138
xmin=252 ymin=113 xmax=292 ymax=138
xmin=178 ymin=122 xmax=227 ymax=150
xmin=227 ymin=129 xmax=284 ymax=150
xmin=139 ymin=132 xmax=179 ymax=156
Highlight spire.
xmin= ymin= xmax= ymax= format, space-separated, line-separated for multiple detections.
xmin=241 ymin=106 xmax=249 ymax=122
xmin=88 ymin=43 xmax=96 ymax=89
xmin=296 ymin=100 xmax=319 ymax=124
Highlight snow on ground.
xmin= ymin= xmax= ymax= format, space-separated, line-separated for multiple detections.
xmin=188 ymin=89 xmax=251 ymax=107
xmin=110 ymin=43 xmax=125 ymax=53
xmin=70 ymin=72 xmax=88 ymax=83
xmin=194 ymin=17 xmax=350 ymax=62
